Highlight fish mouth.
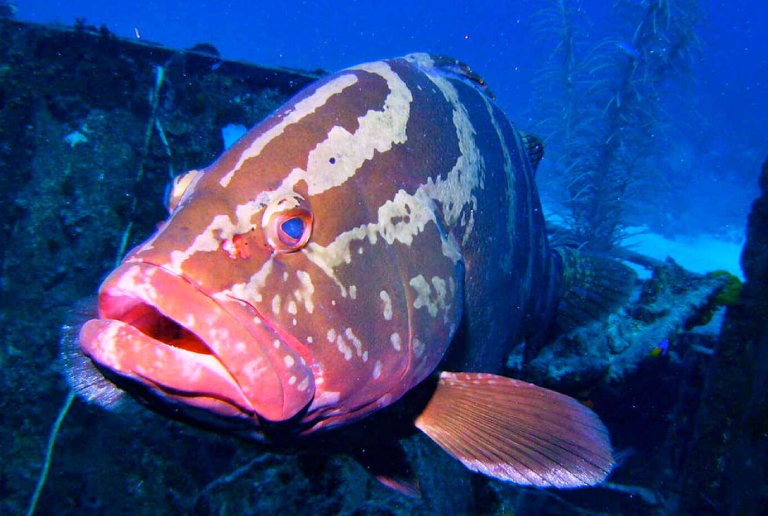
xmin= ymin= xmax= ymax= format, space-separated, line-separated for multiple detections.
xmin=79 ymin=262 xmax=314 ymax=422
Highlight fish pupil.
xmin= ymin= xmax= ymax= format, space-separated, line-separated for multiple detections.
xmin=281 ymin=217 xmax=304 ymax=240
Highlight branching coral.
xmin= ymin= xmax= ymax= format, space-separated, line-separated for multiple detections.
xmin=533 ymin=0 xmax=700 ymax=251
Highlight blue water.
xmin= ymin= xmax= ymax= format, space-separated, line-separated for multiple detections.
xmin=19 ymin=0 xmax=767 ymax=239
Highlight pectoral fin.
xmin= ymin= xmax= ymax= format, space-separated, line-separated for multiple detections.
xmin=414 ymin=371 xmax=613 ymax=488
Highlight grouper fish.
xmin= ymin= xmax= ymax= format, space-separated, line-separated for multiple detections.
xmin=62 ymin=53 xmax=635 ymax=495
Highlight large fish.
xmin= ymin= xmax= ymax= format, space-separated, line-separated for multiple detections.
xmin=63 ymin=53 xmax=634 ymax=494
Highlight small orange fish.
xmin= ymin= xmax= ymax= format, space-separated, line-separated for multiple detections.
xmin=650 ymin=338 xmax=670 ymax=358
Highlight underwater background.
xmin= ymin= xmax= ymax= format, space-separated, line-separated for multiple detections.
xmin=2 ymin=0 xmax=767 ymax=515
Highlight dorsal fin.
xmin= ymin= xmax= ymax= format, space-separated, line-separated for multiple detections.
xmin=553 ymin=248 xmax=637 ymax=332
xmin=428 ymin=55 xmax=496 ymax=99
xmin=520 ymin=131 xmax=545 ymax=172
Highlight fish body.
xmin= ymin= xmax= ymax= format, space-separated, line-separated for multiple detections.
xmin=65 ymin=54 xmax=627 ymax=491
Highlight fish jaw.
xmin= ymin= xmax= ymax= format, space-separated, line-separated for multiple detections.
xmin=79 ymin=262 xmax=315 ymax=423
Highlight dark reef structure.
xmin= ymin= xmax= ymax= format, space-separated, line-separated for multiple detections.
xmin=509 ymin=260 xmax=729 ymax=391
xmin=532 ymin=0 xmax=700 ymax=251
xmin=677 ymin=156 xmax=768 ymax=515
xmin=0 ymin=15 xmax=764 ymax=516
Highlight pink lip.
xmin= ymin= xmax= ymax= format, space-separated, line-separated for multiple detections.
xmin=79 ymin=262 xmax=314 ymax=422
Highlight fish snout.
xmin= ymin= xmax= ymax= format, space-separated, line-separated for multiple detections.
xmin=79 ymin=262 xmax=314 ymax=423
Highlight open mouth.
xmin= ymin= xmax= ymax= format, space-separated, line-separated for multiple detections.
xmin=103 ymin=298 xmax=212 ymax=356
xmin=79 ymin=261 xmax=315 ymax=423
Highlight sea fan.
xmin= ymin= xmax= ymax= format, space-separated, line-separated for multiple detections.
xmin=532 ymin=0 xmax=700 ymax=251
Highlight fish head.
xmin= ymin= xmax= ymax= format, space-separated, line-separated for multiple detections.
xmin=81 ymin=177 xmax=318 ymax=429
xmin=77 ymin=57 xmax=466 ymax=438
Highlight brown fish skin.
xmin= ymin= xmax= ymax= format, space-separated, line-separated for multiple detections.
xmin=67 ymin=53 xmax=615 ymax=490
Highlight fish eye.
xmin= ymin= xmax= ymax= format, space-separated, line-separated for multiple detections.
xmin=263 ymin=195 xmax=313 ymax=253
xmin=281 ymin=217 xmax=305 ymax=240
